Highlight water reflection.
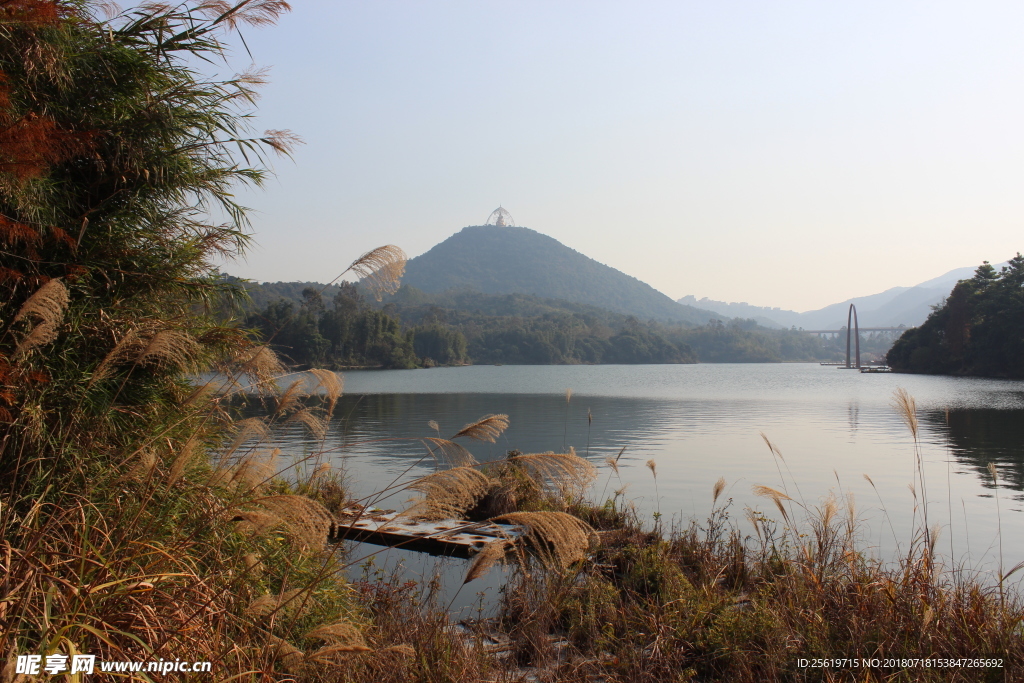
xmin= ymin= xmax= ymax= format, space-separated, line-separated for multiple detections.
xmin=922 ymin=408 xmax=1024 ymax=497
xmin=234 ymin=364 xmax=1024 ymax=600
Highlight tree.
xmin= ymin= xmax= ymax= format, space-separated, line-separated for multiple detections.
xmin=1 ymin=1 xmax=292 ymax=484
xmin=888 ymin=254 xmax=1024 ymax=378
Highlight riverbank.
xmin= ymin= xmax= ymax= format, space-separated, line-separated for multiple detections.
xmin=5 ymin=380 xmax=1022 ymax=681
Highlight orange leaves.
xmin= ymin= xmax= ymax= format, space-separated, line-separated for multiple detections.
xmin=0 ymin=0 xmax=63 ymax=25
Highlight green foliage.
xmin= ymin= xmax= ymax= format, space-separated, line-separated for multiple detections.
xmin=0 ymin=0 xmax=296 ymax=489
xmin=888 ymin=255 xmax=1024 ymax=378
xmin=244 ymin=283 xmax=422 ymax=368
xmin=241 ymin=281 xmax=869 ymax=365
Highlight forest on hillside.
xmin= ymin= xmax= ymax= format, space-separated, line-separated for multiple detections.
xmin=887 ymin=255 xmax=1024 ymax=378
xmin=238 ymin=282 xmax=891 ymax=369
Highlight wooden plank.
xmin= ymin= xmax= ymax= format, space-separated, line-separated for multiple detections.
xmin=328 ymin=507 xmax=522 ymax=559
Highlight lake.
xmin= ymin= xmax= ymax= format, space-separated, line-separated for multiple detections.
xmin=249 ymin=363 xmax=1024 ymax=615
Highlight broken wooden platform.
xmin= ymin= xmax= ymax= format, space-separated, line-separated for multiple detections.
xmin=328 ymin=507 xmax=522 ymax=559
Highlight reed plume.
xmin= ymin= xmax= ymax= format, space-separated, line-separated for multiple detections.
xmin=229 ymin=510 xmax=283 ymax=537
xmin=266 ymin=635 xmax=304 ymax=671
xmin=242 ymin=552 xmax=263 ymax=575
xmin=713 ymin=477 xmax=727 ymax=505
xmin=308 ymin=368 xmax=343 ymax=416
xmin=273 ymin=378 xmax=305 ymax=416
xmin=421 ymin=437 xmax=477 ymax=467
xmin=12 ymin=278 xmax=69 ymax=325
xmin=88 ymin=329 xmax=142 ymax=387
xmin=227 ymin=448 xmax=281 ymax=493
xmin=892 ymin=387 xmax=919 ymax=439
xmin=892 ymin=388 xmax=928 ymax=538
xmin=403 ymin=467 xmax=493 ymax=520
xmin=604 ymin=456 xmax=620 ymax=477
xmin=348 ymin=244 xmax=407 ymax=301
xmin=127 ymin=448 xmax=158 ymax=482
xmin=254 ymin=494 xmax=337 ymax=552
xmin=221 ymin=416 xmax=271 ymax=461
xmin=247 ymin=588 xmax=306 ymax=616
xmin=463 ymin=539 xmax=511 ymax=583
xmin=233 ymin=344 xmax=285 ymax=391
xmin=12 ymin=278 xmax=69 ymax=358
xmin=135 ymin=329 xmax=200 ymax=371
xmin=753 ymin=484 xmax=793 ymax=524
xmin=228 ymin=493 xmax=335 ymax=552
xmin=167 ymin=435 xmax=199 ymax=485
xmin=287 ymin=408 xmax=327 ymax=440
xmin=89 ymin=327 xmax=199 ymax=386
xmin=451 ymin=413 xmax=509 ymax=443
xmin=306 ymin=620 xmax=371 ymax=652
xmin=489 ymin=511 xmax=598 ymax=570
xmin=506 ymin=451 xmax=596 ymax=496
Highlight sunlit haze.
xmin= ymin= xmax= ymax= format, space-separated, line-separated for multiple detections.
xmin=219 ymin=1 xmax=1024 ymax=312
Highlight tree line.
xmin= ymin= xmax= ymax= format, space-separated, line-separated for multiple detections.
xmin=887 ymin=255 xmax=1024 ymax=378
xmin=240 ymin=283 xmax=863 ymax=369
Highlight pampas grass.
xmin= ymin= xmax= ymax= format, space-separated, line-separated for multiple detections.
xmin=287 ymin=408 xmax=328 ymax=441
xmin=136 ymin=329 xmax=200 ymax=371
xmin=713 ymin=477 xmax=726 ymax=505
xmin=11 ymin=278 xmax=68 ymax=358
xmin=489 ymin=511 xmax=598 ymax=571
xmin=306 ymin=620 xmax=371 ymax=652
xmin=506 ymin=450 xmax=596 ymax=498
xmin=451 ymin=413 xmax=509 ymax=443
xmin=266 ymin=635 xmax=305 ymax=671
xmin=347 ymin=245 xmax=407 ymax=301
xmin=254 ymin=494 xmax=337 ymax=552
xmin=308 ymin=368 xmax=343 ymax=416
xmin=167 ymin=435 xmax=199 ymax=485
xmin=463 ymin=539 xmax=511 ymax=584
xmin=403 ymin=467 xmax=493 ymax=520
xmin=421 ymin=437 xmax=477 ymax=467
xmin=247 ymin=588 xmax=307 ymax=617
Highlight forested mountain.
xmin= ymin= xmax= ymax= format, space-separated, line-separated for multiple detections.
xmin=887 ymin=256 xmax=1024 ymax=378
xmin=402 ymin=225 xmax=717 ymax=323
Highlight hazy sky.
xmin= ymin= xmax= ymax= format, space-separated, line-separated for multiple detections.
xmin=218 ymin=1 xmax=1024 ymax=312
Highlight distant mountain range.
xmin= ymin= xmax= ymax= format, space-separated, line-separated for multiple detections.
xmin=679 ymin=262 xmax=1008 ymax=330
xmin=402 ymin=225 xmax=719 ymax=324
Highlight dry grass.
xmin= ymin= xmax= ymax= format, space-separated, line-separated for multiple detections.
xmin=490 ymin=511 xmax=598 ymax=571
xmin=464 ymin=539 xmax=512 ymax=584
xmin=288 ymin=407 xmax=328 ymax=440
xmin=421 ymin=436 xmax=477 ymax=467
xmin=348 ymin=245 xmax=407 ymax=301
xmin=403 ymin=467 xmax=494 ymax=520
xmin=506 ymin=451 xmax=596 ymax=498
xmin=451 ymin=413 xmax=510 ymax=443
xmin=308 ymin=368 xmax=343 ymax=416
xmin=249 ymin=494 xmax=337 ymax=553
xmin=11 ymin=278 xmax=68 ymax=358
xmin=306 ymin=620 xmax=371 ymax=652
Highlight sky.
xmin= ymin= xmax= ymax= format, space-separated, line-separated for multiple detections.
xmin=214 ymin=1 xmax=1024 ymax=312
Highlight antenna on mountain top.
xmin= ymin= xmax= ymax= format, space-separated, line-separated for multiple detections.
xmin=485 ymin=206 xmax=515 ymax=227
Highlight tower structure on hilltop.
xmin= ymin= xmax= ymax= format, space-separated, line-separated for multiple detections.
xmin=485 ymin=206 xmax=515 ymax=227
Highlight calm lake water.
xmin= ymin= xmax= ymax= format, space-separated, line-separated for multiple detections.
xmin=250 ymin=363 xmax=1024 ymax=614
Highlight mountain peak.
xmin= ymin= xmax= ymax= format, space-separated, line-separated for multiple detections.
xmin=403 ymin=225 xmax=715 ymax=324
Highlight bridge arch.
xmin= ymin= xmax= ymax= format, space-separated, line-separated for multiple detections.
xmin=845 ymin=304 xmax=860 ymax=369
